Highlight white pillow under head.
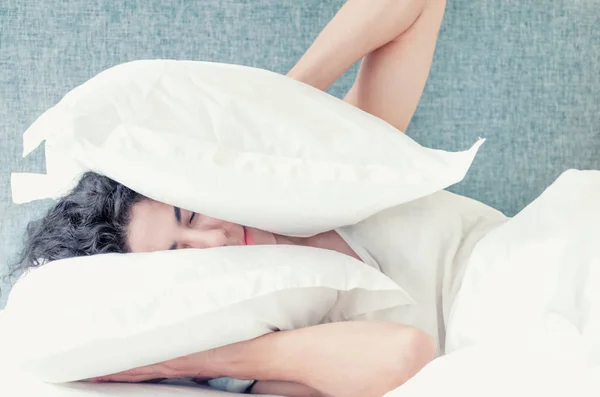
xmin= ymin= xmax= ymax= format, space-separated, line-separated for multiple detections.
xmin=12 ymin=59 xmax=483 ymax=236
xmin=0 ymin=245 xmax=412 ymax=383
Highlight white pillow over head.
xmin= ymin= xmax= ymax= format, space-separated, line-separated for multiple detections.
xmin=0 ymin=245 xmax=413 ymax=383
xmin=12 ymin=59 xmax=483 ymax=236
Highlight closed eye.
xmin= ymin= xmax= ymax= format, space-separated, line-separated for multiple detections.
xmin=189 ymin=212 xmax=196 ymax=225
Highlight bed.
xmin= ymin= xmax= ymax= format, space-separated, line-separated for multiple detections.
xmin=1 ymin=0 xmax=600 ymax=396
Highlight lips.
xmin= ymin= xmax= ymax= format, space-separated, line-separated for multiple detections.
xmin=243 ymin=227 xmax=255 ymax=246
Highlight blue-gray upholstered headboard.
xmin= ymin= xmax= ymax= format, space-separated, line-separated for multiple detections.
xmin=1 ymin=0 xmax=599 ymax=308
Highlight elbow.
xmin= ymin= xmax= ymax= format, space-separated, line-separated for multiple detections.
xmin=383 ymin=326 xmax=436 ymax=393
xmin=400 ymin=327 xmax=436 ymax=378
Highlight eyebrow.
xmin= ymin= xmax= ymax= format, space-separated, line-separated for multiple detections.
xmin=170 ymin=206 xmax=182 ymax=251
xmin=174 ymin=206 xmax=182 ymax=224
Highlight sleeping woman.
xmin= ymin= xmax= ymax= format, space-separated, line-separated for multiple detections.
xmin=4 ymin=1 xmax=502 ymax=396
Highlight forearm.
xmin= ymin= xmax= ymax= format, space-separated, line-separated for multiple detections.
xmin=287 ymin=0 xmax=426 ymax=91
xmin=249 ymin=381 xmax=324 ymax=397
xmin=205 ymin=321 xmax=435 ymax=397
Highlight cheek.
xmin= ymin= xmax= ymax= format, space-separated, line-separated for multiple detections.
xmin=217 ymin=221 xmax=245 ymax=241
xmin=198 ymin=215 xmax=237 ymax=230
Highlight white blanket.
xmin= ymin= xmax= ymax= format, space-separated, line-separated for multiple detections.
xmin=386 ymin=169 xmax=600 ymax=397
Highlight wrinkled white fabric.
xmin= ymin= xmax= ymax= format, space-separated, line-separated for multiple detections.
xmin=12 ymin=59 xmax=482 ymax=236
xmin=384 ymin=344 xmax=596 ymax=397
xmin=0 ymin=245 xmax=412 ymax=383
xmin=385 ymin=170 xmax=600 ymax=397
xmin=337 ymin=189 xmax=507 ymax=355
xmin=447 ymin=170 xmax=600 ymax=363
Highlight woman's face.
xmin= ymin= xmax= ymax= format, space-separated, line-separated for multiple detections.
xmin=126 ymin=199 xmax=278 ymax=253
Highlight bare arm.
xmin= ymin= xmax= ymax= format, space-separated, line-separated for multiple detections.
xmin=249 ymin=380 xmax=324 ymax=397
xmin=91 ymin=322 xmax=434 ymax=397
xmin=236 ymin=2 xmax=447 ymax=395
xmin=250 ymin=4 xmax=447 ymax=393
xmin=288 ymin=0 xmax=447 ymax=132
xmin=91 ymin=3 xmax=445 ymax=396
xmin=193 ymin=321 xmax=435 ymax=397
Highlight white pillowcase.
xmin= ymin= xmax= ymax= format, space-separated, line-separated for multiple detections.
xmin=11 ymin=59 xmax=483 ymax=236
xmin=0 ymin=245 xmax=412 ymax=383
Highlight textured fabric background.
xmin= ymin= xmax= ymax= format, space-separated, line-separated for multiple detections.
xmin=1 ymin=0 xmax=599 ymax=308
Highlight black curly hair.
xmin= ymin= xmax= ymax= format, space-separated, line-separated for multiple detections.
xmin=2 ymin=171 xmax=147 ymax=296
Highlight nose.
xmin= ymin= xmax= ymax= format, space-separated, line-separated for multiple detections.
xmin=180 ymin=228 xmax=228 ymax=249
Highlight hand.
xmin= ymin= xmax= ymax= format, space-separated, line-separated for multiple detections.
xmin=89 ymin=351 xmax=219 ymax=383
